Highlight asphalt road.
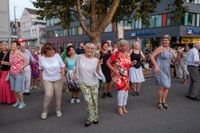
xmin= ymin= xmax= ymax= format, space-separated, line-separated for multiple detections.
xmin=0 ymin=78 xmax=200 ymax=133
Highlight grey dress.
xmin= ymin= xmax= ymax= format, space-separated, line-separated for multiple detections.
xmin=154 ymin=48 xmax=173 ymax=88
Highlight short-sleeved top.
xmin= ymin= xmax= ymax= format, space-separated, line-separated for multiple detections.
xmin=74 ymin=54 xmax=99 ymax=86
xmin=130 ymin=50 xmax=142 ymax=68
xmin=39 ymin=53 xmax=65 ymax=81
xmin=185 ymin=48 xmax=200 ymax=67
xmin=66 ymin=54 xmax=77 ymax=70
xmin=108 ymin=51 xmax=131 ymax=90
xmin=9 ymin=50 xmax=25 ymax=75
xmin=0 ymin=51 xmax=10 ymax=71
xmin=21 ymin=49 xmax=35 ymax=71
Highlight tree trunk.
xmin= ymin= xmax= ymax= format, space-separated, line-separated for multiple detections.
xmin=89 ymin=32 xmax=102 ymax=45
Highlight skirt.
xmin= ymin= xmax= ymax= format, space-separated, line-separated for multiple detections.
xmin=66 ymin=70 xmax=80 ymax=91
xmin=0 ymin=70 xmax=16 ymax=104
xmin=129 ymin=67 xmax=145 ymax=83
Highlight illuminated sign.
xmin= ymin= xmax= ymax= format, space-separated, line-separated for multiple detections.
xmin=131 ymin=30 xmax=156 ymax=37
xmin=186 ymin=29 xmax=200 ymax=35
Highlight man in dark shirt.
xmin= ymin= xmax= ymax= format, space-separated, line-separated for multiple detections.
xmin=76 ymin=42 xmax=85 ymax=55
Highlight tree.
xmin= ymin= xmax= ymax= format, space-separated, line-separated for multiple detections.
xmin=33 ymin=0 xmax=187 ymax=45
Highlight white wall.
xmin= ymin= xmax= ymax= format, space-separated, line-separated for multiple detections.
xmin=0 ymin=0 xmax=10 ymax=41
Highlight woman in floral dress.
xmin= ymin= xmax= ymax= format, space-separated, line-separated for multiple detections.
xmin=107 ymin=39 xmax=132 ymax=116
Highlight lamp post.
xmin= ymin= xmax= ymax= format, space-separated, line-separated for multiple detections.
xmin=14 ymin=6 xmax=17 ymax=35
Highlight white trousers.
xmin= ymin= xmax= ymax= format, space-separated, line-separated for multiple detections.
xmin=23 ymin=66 xmax=31 ymax=93
xmin=117 ymin=90 xmax=128 ymax=106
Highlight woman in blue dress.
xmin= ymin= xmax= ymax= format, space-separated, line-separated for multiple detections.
xmin=151 ymin=35 xmax=177 ymax=109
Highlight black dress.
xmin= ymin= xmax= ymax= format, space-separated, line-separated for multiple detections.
xmin=99 ymin=50 xmax=112 ymax=82
xmin=0 ymin=51 xmax=10 ymax=71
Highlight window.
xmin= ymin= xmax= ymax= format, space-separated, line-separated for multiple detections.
xmin=155 ymin=15 xmax=162 ymax=27
xmin=77 ymin=27 xmax=83 ymax=35
xmin=149 ymin=16 xmax=155 ymax=28
xmin=197 ymin=14 xmax=200 ymax=26
xmin=166 ymin=14 xmax=171 ymax=26
xmin=187 ymin=13 xmax=197 ymax=26
xmin=135 ymin=19 xmax=142 ymax=29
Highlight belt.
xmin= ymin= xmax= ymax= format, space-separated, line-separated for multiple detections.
xmin=188 ymin=65 xmax=199 ymax=68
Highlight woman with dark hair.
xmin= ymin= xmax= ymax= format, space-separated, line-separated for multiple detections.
xmin=58 ymin=47 xmax=64 ymax=55
xmin=39 ymin=43 xmax=65 ymax=119
xmin=97 ymin=42 xmax=112 ymax=98
xmin=9 ymin=41 xmax=29 ymax=109
xmin=64 ymin=45 xmax=80 ymax=104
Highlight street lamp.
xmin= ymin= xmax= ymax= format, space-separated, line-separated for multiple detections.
xmin=14 ymin=6 xmax=17 ymax=35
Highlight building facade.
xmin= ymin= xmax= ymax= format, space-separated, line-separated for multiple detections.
xmin=0 ymin=0 xmax=10 ymax=42
xmin=20 ymin=8 xmax=46 ymax=48
xmin=45 ymin=0 xmax=200 ymax=50
xmin=10 ymin=21 xmax=21 ymax=40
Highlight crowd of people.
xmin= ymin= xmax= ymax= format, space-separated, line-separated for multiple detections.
xmin=0 ymin=34 xmax=200 ymax=127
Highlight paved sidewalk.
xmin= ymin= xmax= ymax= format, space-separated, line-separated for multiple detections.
xmin=0 ymin=78 xmax=200 ymax=133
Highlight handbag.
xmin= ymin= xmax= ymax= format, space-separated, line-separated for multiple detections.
xmin=0 ymin=51 xmax=9 ymax=70
xmin=5 ymin=72 xmax=10 ymax=81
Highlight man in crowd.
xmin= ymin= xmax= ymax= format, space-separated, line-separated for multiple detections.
xmin=186 ymin=42 xmax=200 ymax=101
xmin=19 ymin=41 xmax=36 ymax=95
xmin=76 ymin=42 xmax=85 ymax=55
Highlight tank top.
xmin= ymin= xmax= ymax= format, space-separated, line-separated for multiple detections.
xmin=130 ymin=50 xmax=142 ymax=69
xmin=66 ymin=55 xmax=77 ymax=70
xmin=9 ymin=50 xmax=24 ymax=75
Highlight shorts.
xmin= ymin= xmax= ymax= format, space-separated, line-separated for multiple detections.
xmin=10 ymin=74 xmax=24 ymax=93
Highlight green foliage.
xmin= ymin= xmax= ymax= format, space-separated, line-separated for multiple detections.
xmin=166 ymin=0 xmax=188 ymax=24
xmin=33 ymin=0 xmax=187 ymax=28
xmin=113 ymin=0 xmax=160 ymax=26
xmin=33 ymin=0 xmax=76 ymax=28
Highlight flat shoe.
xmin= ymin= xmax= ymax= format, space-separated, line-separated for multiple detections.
xmin=84 ymin=121 xmax=91 ymax=127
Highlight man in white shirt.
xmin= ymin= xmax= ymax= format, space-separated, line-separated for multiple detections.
xmin=20 ymin=41 xmax=36 ymax=95
xmin=185 ymin=42 xmax=200 ymax=101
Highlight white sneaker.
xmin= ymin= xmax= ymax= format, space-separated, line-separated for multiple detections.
xmin=75 ymin=98 xmax=81 ymax=104
xmin=12 ymin=102 xmax=19 ymax=108
xmin=18 ymin=103 xmax=26 ymax=109
xmin=70 ymin=98 xmax=75 ymax=104
xmin=56 ymin=111 xmax=62 ymax=117
xmin=41 ymin=112 xmax=48 ymax=120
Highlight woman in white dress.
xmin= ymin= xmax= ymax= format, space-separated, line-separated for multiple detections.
xmin=129 ymin=41 xmax=145 ymax=96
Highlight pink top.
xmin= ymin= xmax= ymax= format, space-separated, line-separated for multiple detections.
xmin=9 ymin=51 xmax=24 ymax=75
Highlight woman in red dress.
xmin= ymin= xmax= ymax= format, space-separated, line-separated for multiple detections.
xmin=0 ymin=42 xmax=16 ymax=104
xmin=107 ymin=39 xmax=132 ymax=116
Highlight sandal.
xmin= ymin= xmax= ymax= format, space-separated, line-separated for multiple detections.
xmin=162 ymin=103 xmax=169 ymax=109
xmin=122 ymin=107 xmax=128 ymax=114
xmin=117 ymin=107 xmax=124 ymax=116
xmin=157 ymin=103 xmax=164 ymax=110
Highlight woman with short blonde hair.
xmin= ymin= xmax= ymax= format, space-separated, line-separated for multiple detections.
xmin=151 ymin=34 xmax=177 ymax=109
xmin=74 ymin=42 xmax=103 ymax=127
xmin=129 ymin=41 xmax=145 ymax=96
xmin=107 ymin=39 xmax=132 ymax=116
